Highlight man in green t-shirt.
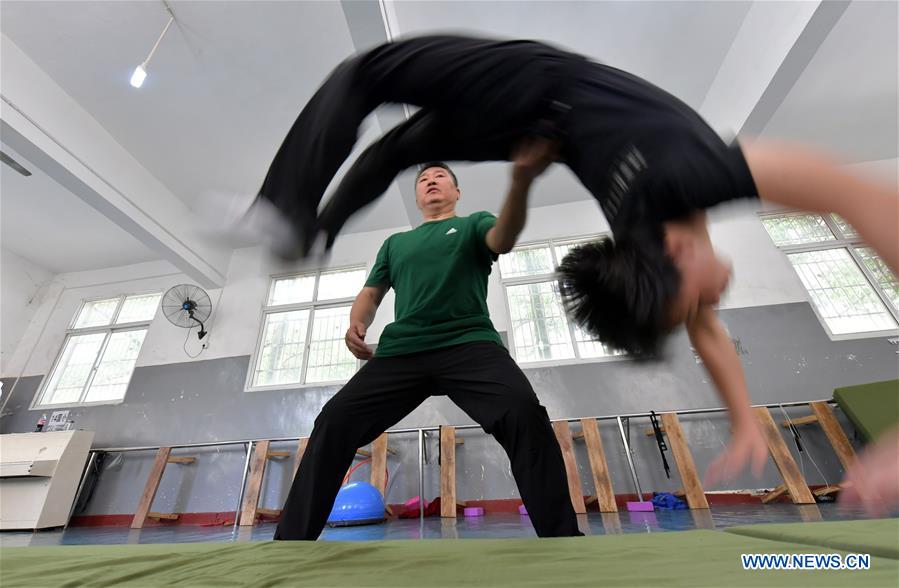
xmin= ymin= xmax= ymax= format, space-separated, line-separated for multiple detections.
xmin=275 ymin=143 xmax=583 ymax=540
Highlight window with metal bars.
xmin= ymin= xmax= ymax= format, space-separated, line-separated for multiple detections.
xmin=760 ymin=212 xmax=898 ymax=337
xmin=34 ymin=292 xmax=162 ymax=407
xmin=498 ymin=237 xmax=624 ymax=364
xmin=248 ymin=267 xmax=366 ymax=389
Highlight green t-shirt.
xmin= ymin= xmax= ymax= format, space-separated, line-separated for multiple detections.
xmin=365 ymin=212 xmax=504 ymax=358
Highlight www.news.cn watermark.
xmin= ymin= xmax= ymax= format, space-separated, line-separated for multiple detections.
xmin=742 ymin=553 xmax=871 ymax=570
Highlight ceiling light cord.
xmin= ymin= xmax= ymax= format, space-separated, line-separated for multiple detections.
xmin=130 ymin=2 xmax=175 ymax=88
xmin=141 ymin=14 xmax=174 ymax=69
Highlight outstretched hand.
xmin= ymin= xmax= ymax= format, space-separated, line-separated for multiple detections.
xmin=704 ymin=420 xmax=769 ymax=487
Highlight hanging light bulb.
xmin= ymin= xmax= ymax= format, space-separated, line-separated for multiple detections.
xmin=130 ymin=64 xmax=148 ymax=88
xmin=129 ymin=2 xmax=174 ymax=89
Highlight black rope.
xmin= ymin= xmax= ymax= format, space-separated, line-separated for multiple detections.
xmin=650 ymin=411 xmax=671 ymax=479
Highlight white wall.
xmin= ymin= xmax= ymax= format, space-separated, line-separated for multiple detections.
xmin=842 ymin=157 xmax=898 ymax=191
xmin=5 ymin=226 xmax=408 ymax=382
xmin=151 ymin=225 xmax=407 ymax=365
xmin=3 ymin=260 xmax=186 ymax=379
xmin=0 ymin=248 xmax=53 ymax=374
xmin=4 ymin=195 xmax=812 ymax=382
xmin=707 ymin=203 xmax=809 ymax=309
xmin=489 ymin=198 xmax=808 ymax=313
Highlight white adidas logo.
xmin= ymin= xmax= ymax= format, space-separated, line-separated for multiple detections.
xmin=445 ymin=228 xmax=457 ymax=235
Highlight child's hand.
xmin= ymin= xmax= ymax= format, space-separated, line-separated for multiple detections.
xmin=704 ymin=420 xmax=768 ymax=487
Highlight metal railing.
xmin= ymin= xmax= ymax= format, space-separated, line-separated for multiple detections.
xmin=80 ymin=398 xmax=834 ymax=533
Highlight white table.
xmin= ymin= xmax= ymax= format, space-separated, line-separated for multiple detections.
xmin=0 ymin=431 xmax=94 ymax=530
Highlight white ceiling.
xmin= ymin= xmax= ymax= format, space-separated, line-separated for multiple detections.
xmin=1 ymin=0 xmax=896 ymax=276
xmin=390 ymin=1 xmax=753 ymax=109
xmin=760 ymin=0 xmax=898 ymax=163
xmin=0 ymin=143 xmax=159 ymax=273
xmin=0 ymin=0 xmax=407 ymax=223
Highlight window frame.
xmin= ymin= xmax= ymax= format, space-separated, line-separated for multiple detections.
xmin=759 ymin=210 xmax=899 ymax=340
xmin=499 ymin=235 xmax=628 ymax=367
xmin=246 ymin=265 xmax=366 ymax=392
xmin=31 ymin=291 xmax=161 ymax=409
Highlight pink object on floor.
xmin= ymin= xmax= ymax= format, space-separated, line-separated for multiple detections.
xmin=626 ymin=501 xmax=654 ymax=512
xmin=518 ymin=504 xmax=528 ymax=515
xmin=463 ymin=507 xmax=485 ymax=517
xmin=404 ymin=496 xmax=427 ymax=510
xmin=628 ymin=511 xmax=658 ymax=525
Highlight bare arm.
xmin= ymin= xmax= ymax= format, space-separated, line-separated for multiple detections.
xmin=688 ymin=307 xmax=753 ymax=425
xmin=345 ymin=285 xmax=388 ymax=360
xmin=743 ymin=141 xmax=899 ymax=272
xmin=688 ymin=305 xmax=768 ymax=484
xmin=486 ymin=139 xmax=557 ymax=254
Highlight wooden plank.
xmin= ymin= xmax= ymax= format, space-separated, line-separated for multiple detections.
xmin=580 ymin=419 xmax=617 ymax=513
xmin=371 ymin=433 xmax=388 ymax=496
xmin=754 ymin=407 xmax=815 ymax=504
xmin=552 ymin=421 xmax=586 ymax=514
xmin=601 ymin=513 xmax=623 ymax=535
xmin=660 ymin=413 xmax=709 ymax=509
xmin=440 ymin=427 xmax=457 ymax=518
xmin=147 ymin=512 xmax=179 ymax=520
xmin=166 ymin=456 xmax=195 ymax=464
xmin=239 ymin=440 xmax=270 ymax=526
xmin=256 ymin=508 xmax=281 ymax=516
xmin=813 ymin=484 xmax=844 ymax=497
xmin=809 ymin=401 xmax=856 ymax=470
xmin=690 ymin=509 xmax=716 ymax=530
xmin=293 ymin=438 xmax=308 ymax=479
xmin=644 ymin=427 xmax=667 ymax=436
xmin=798 ymin=504 xmax=823 ymax=523
xmin=266 ymin=451 xmax=290 ymax=459
xmin=131 ymin=447 xmax=171 ymax=529
xmin=356 ymin=449 xmax=372 ymax=458
xmin=762 ymin=484 xmax=788 ymax=504
xmin=780 ymin=414 xmax=819 ymax=428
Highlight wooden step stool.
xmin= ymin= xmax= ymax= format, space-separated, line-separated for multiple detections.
xmin=242 ymin=434 xmax=396 ymax=525
xmin=755 ymin=407 xmax=816 ymax=504
xmin=635 ymin=413 xmax=709 ymax=509
xmin=240 ymin=440 xmax=295 ymax=525
xmin=553 ymin=421 xmax=587 ymax=514
xmin=574 ymin=418 xmax=618 ymax=513
xmin=131 ymin=448 xmax=196 ymax=529
xmin=773 ymin=401 xmax=856 ymax=498
xmin=438 ymin=426 xmax=468 ymax=518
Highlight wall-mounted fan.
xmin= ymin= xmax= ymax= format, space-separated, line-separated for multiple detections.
xmin=162 ymin=284 xmax=211 ymax=340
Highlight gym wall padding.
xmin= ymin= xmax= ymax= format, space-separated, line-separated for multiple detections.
xmin=833 ymin=379 xmax=899 ymax=442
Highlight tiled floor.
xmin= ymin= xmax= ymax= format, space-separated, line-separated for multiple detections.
xmin=1 ymin=503 xmax=890 ymax=547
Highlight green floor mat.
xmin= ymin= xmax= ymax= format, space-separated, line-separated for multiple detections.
xmin=726 ymin=518 xmax=899 ymax=560
xmin=833 ymin=379 xmax=899 ymax=442
xmin=2 ymin=528 xmax=897 ymax=587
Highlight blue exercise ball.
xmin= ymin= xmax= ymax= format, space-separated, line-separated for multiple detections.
xmin=327 ymin=482 xmax=386 ymax=527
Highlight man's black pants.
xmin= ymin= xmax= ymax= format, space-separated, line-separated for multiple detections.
xmin=273 ymin=342 xmax=582 ymax=540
